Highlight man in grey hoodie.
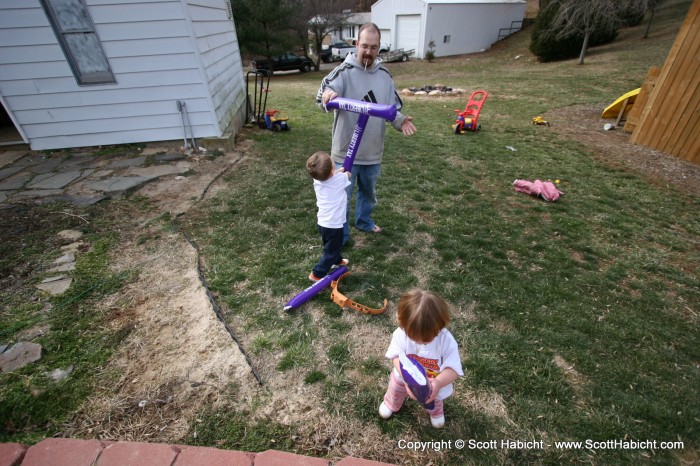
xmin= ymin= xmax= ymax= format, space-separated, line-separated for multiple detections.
xmin=317 ymin=22 xmax=416 ymax=245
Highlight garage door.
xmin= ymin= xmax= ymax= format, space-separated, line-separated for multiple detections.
xmin=395 ymin=15 xmax=420 ymax=52
xmin=380 ymin=28 xmax=391 ymax=48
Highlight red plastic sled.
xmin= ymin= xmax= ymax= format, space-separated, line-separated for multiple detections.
xmin=453 ymin=90 xmax=488 ymax=134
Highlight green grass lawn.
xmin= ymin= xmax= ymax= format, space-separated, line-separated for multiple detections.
xmin=183 ymin=1 xmax=698 ymax=464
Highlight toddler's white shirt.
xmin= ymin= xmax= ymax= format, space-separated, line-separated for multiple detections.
xmin=386 ymin=327 xmax=464 ymax=400
xmin=314 ymin=171 xmax=350 ymax=229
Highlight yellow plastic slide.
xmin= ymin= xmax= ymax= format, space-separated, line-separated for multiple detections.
xmin=602 ymin=88 xmax=640 ymax=118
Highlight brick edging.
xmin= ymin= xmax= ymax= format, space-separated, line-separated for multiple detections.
xmin=0 ymin=439 xmax=396 ymax=466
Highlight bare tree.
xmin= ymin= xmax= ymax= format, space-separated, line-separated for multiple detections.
xmin=333 ymin=0 xmax=369 ymax=11
xmin=286 ymin=0 xmax=312 ymax=58
xmin=542 ymin=0 xmax=620 ymax=64
xmin=303 ymin=0 xmax=352 ymax=71
xmin=354 ymin=0 xmax=374 ymax=11
xmin=643 ymin=0 xmax=668 ymax=38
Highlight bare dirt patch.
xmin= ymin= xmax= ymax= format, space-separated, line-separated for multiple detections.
xmin=137 ymin=149 xmax=248 ymax=216
xmin=552 ymin=354 xmax=587 ymax=388
xmin=62 ymin=149 xmax=266 ymax=442
xmin=66 ymin=229 xmax=258 ymax=441
xmin=545 ymin=105 xmax=700 ymax=198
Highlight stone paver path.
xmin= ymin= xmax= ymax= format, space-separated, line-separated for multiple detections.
xmin=0 ymin=146 xmax=199 ymax=207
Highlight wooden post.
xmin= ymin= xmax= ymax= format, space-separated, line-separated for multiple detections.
xmin=630 ymin=0 xmax=700 ymax=164
xmin=624 ymin=66 xmax=660 ymax=133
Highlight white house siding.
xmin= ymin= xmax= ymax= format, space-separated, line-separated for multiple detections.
xmin=186 ymin=0 xmax=246 ymax=136
xmin=379 ymin=28 xmax=391 ymax=46
xmin=372 ymin=0 xmax=426 ymax=57
xmin=372 ymin=0 xmax=526 ymax=59
xmin=330 ymin=12 xmax=370 ymax=43
xmin=425 ymin=2 xmax=526 ymax=57
xmin=0 ymin=0 xmax=245 ymax=150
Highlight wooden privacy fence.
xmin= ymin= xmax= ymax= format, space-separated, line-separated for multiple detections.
xmin=629 ymin=0 xmax=700 ymax=164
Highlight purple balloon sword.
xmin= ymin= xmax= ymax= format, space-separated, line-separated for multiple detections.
xmin=284 ymin=266 xmax=348 ymax=311
xmin=324 ymin=97 xmax=397 ymax=171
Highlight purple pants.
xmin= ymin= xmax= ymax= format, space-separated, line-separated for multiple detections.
xmin=383 ymin=370 xmax=444 ymax=418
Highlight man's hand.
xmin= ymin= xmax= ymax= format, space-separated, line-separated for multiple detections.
xmin=401 ymin=116 xmax=417 ymax=136
xmin=322 ymin=89 xmax=338 ymax=105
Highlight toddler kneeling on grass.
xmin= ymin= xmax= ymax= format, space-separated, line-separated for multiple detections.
xmin=379 ymin=289 xmax=463 ymax=428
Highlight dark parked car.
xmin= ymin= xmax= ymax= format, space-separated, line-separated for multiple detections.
xmin=251 ymin=52 xmax=312 ymax=76
xmin=320 ymin=46 xmax=333 ymax=63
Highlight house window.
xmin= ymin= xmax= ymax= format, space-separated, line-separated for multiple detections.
xmin=40 ymin=0 xmax=116 ymax=85
xmin=443 ymin=35 xmax=451 ymax=44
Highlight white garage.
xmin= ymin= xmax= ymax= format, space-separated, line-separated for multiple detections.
xmin=372 ymin=0 xmax=527 ymax=59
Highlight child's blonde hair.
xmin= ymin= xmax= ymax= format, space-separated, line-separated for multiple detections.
xmin=397 ymin=289 xmax=451 ymax=343
xmin=306 ymin=151 xmax=333 ymax=181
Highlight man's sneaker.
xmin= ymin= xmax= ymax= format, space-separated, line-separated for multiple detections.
xmin=430 ymin=414 xmax=445 ymax=428
xmin=332 ymin=258 xmax=349 ymax=269
xmin=309 ymin=272 xmax=323 ymax=282
xmin=378 ymin=402 xmax=393 ymax=419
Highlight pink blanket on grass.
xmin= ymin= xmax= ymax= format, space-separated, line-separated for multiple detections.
xmin=513 ymin=179 xmax=563 ymax=202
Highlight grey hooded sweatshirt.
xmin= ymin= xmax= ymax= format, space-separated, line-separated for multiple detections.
xmin=316 ymin=52 xmax=409 ymax=166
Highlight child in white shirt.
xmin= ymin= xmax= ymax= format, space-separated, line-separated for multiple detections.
xmin=306 ymin=151 xmax=351 ymax=281
xmin=379 ymin=289 xmax=464 ymax=428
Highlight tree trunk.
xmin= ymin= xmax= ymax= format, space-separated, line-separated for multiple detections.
xmin=313 ymin=38 xmax=322 ymax=71
xmin=578 ymin=31 xmax=591 ymax=65
xmin=644 ymin=8 xmax=656 ymax=39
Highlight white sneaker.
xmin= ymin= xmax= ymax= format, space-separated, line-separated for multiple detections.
xmin=378 ymin=402 xmax=393 ymax=419
xmin=430 ymin=414 xmax=445 ymax=428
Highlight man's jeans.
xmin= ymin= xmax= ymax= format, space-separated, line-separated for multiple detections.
xmin=337 ymin=163 xmax=381 ymax=244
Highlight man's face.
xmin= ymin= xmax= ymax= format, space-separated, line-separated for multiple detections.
xmin=356 ymin=29 xmax=380 ymax=68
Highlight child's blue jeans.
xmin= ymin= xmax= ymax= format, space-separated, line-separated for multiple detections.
xmin=312 ymin=224 xmax=344 ymax=278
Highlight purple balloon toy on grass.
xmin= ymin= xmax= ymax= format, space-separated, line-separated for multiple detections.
xmin=283 ymin=266 xmax=347 ymax=311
